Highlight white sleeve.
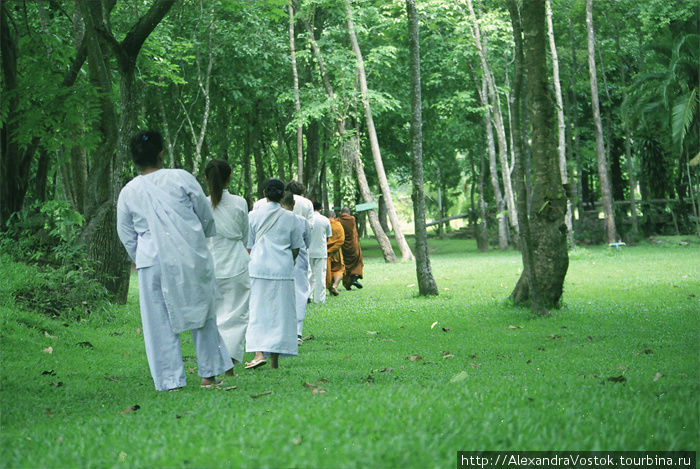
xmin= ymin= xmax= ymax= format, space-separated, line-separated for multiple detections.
xmin=116 ymin=191 xmax=137 ymax=262
xmin=183 ymin=172 xmax=216 ymax=237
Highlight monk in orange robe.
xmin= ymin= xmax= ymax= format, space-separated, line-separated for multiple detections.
xmin=338 ymin=207 xmax=364 ymax=290
xmin=325 ymin=210 xmax=345 ymax=296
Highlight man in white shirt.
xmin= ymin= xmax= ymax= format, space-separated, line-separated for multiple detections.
xmin=308 ymin=201 xmax=332 ymax=303
xmin=285 ymin=181 xmax=314 ymax=223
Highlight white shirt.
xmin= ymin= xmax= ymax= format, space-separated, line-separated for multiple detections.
xmin=252 ymin=197 xmax=268 ymax=211
xmin=207 ymin=190 xmax=249 ymax=278
xmin=116 ymin=169 xmax=217 ymax=333
xmin=293 ymin=194 xmax=314 ymax=222
xmin=247 ymin=202 xmax=304 ymax=280
xmin=308 ymin=211 xmax=332 ymax=258
xmin=293 ymin=213 xmax=311 ymax=272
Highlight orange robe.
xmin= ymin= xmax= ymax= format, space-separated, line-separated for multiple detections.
xmin=326 ymin=218 xmax=345 ymax=288
xmin=338 ymin=213 xmax=364 ymax=289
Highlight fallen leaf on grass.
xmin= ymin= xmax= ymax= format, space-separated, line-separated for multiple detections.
xmin=303 ymin=382 xmax=316 ymax=389
xmin=442 ymin=327 xmax=453 ymax=332
xmin=41 ymin=370 xmax=56 ymax=376
xmin=343 ymin=356 xmax=349 ymax=360
xmin=123 ymin=353 xmax=130 ymax=358
xmin=587 ymin=336 xmax=593 ymax=342
xmin=406 ymin=283 xmax=415 ymax=288
xmin=606 ymin=375 xmax=627 ymax=383
xmin=42 ymin=347 xmax=53 ymax=354
xmin=186 ymin=367 xmax=196 ymax=374
xmin=51 ymin=381 xmax=63 ymax=387
xmin=469 ymin=362 xmax=480 ymax=369
xmin=302 ymin=335 xmax=314 ymax=341
xmin=470 ymin=354 xmax=479 ymax=359
xmin=44 ymin=331 xmax=57 ymax=340
xmin=45 ymin=408 xmax=54 ymax=417
xmin=617 ymin=366 xmax=628 ymax=370
xmin=293 ymin=435 xmax=303 ymax=445
xmin=104 ymin=375 xmax=119 ymax=382
xmin=384 ymin=338 xmax=395 ymax=342
xmin=316 ymin=378 xmax=329 ymax=384
xmin=508 ymin=325 xmax=523 ymax=330
xmin=379 ymin=367 xmax=393 ymax=373
xmin=406 ymin=355 xmax=422 ymax=362
xmin=365 ymin=331 xmax=378 ymax=335
xmin=678 ymin=372 xmax=688 ymax=377
xmin=548 ymin=334 xmax=561 ymax=339
xmin=312 ymin=388 xmax=326 ymax=395
xmin=223 ymin=386 xmax=237 ymax=391
xmin=641 ymin=348 xmax=653 ymax=354
xmin=449 ymin=371 xmax=468 ymax=383
xmin=175 ymin=411 xmax=192 ymax=419
xmin=56 ymin=436 xmax=63 ymax=444
xmin=119 ymin=452 xmax=127 ymax=462
xmin=135 ymin=328 xmax=141 ymax=335
xmin=653 ymin=372 xmax=663 ymax=382
xmin=120 ymin=405 xmax=140 ymax=415
xmin=430 ymin=321 xmax=438 ymax=329
xmin=442 ymin=354 xmax=454 ymax=360
xmin=250 ymin=390 xmax=272 ymax=399
xmin=77 ymin=341 xmax=94 ymax=348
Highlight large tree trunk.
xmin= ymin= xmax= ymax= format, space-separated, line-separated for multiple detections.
xmin=301 ymin=12 xmax=397 ymax=263
xmin=480 ymin=76 xmax=508 ymax=249
xmin=79 ymin=0 xmax=176 ymax=302
xmin=585 ymin=0 xmax=617 ymax=243
xmin=288 ymin=1 xmax=304 ymax=182
xmin=406 ymin=0 xmax=438 ymax=296
xmin=465 ymin=0 xmax=519 ymax=238
xmin=546 ymin=0 xmax=574 ymax=247
xmin=345 ymin=1 xmax=413 ymax=261
xmin=510 ymin=0 xmax=569 ymax=311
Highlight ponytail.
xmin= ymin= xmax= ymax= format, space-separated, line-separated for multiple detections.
xmin=205 ymin=159 xmax=232 ymax=209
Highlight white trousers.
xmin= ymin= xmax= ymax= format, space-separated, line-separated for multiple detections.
xmin=294 ymin=262 xmax=310 ymax=336
xmin=138 ymin=262 xmax=232 ymax=391
xmin=214 ymin=272 xmax=250 ymax=363
xmin=309 ymin=257 xmax=327 ymax=304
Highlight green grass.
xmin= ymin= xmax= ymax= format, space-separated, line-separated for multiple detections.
xmin=1 ymin=237 xmax=698 ymax=468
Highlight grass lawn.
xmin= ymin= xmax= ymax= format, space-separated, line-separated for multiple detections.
xmin=1 ymin=236 xmax=698 ymax=468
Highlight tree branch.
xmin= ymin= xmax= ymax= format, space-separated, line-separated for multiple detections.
xmin=120 ymin=0 xmax=177 ymax=59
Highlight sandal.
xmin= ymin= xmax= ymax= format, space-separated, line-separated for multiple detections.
xmin=244 ymin=358 xmax=267 ymax=369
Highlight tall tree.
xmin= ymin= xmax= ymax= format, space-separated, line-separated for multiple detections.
xmin=288 ymin=1 xmax=304 ymax=182
xmin=406 ymin=0 xmax=438 ymax=296
xmin=585 ymin=0 xmax=617 ymax=243
xmin=510 ymin=0 xmax=569 ymax=311
xmin=345 ymin=0 xmax=413 ymax=261
xmin=545 ymin=0 xmax=574 ymax=247
xmin=78 ymin=0 xmax=176 ymax=301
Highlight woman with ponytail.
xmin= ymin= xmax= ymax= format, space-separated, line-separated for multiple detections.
xmin=244 ymin=178 xmax=304 ymax=369
xmin=205 ymin=159 xmax=251 ymax=374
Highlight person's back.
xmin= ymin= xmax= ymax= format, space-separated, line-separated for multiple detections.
xmin=309 ymin=211 xmax=331 ymax=259
xmin=248 ymin=200 xmax=302 ymax=280
xmin=208 ymin=191 xmax=249 ymax=278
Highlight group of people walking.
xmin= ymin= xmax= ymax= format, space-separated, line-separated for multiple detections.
xmin=116 ymin=131 xmax=364 ymax=391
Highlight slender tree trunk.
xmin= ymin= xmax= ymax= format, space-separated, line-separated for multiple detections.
xmin=406 ymin=0 xmax=438 ymax=295
xmin=480 ymin=76 xmax=508 ymax=249
xmin=546 ymin=0 xmax=574 ymax=247
xmin=465 ymin=0 xmax=518 ymax=237
xmin=346 ymin=0 xmax=413 ymax=261
xmin=510 ymin=0 xmax=569 ymax=311
xmin=568 ymin=15 xmax=583 ymax=222
xmin=477 ymin=148 xmax=489 ymax=252
xmin=378 ymin=195 xmax=390 ymax=234
xmin=585 ymin=0 xmax=617 ymax=243
xmin=301 ymin=11 xmax=397 ymax=262
xmin=288 ymin=1 xmax=303 ymax=182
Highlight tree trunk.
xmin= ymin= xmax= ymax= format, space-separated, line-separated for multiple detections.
xmin=288 ymin=1 xmax=304 ymax=182
xmin=546 ymin=0 xmax=574 ymax=247
xmin=477 ymin=147 xmax=489 ymax=252
xmin=585 ymin=0 xmax=617 ymax=243
xmin=406 ymin=0 xmax=438 ymax=296
xmin=465 ymin=0 xmax=519 ymax=237
xmin=510 ymin=0 xmax=569 ymax=311
xmin=568 ymin=15 xmax=583 ymax=222
xmin=378 ymin=195 xmax=390 ymax=234
xmin=480 ymin=76 xmax=508 ymax=249
xmin=346 ymin=0 xmax=413 ymax=261
xmin=301 ymin=11 xmax=397 ymax=262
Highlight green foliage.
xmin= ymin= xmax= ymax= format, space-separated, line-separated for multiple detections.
xmin=0 ymin=202 xmax=110 ymax=321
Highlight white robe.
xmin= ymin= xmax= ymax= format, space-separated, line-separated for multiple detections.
xmin=293 ymin=214 xmax=311 ymax=336
xmin=308 ymin=211 xmax=332 ymax=303
xmin=207 ymin=191 xmax=250 ymax=362
xmin=245 ymin=202 xmax=304 ymax=356
xmin=117 ymin=169 xmax=231 ymax=390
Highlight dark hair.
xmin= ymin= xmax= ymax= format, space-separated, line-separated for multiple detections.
xmin=285 ymin=180 xmax=306 ymax=196
xmin=205 ymin=159 xmax=232 ymax=209
xmin=264 ymin=178 xmax=285 ymax=203
xmin=313 ymin=201 xmax=322 ymax=211
xmin=280 ymin=191 xmax=296 ymax=209
xmin=130 ymin=131 xmax=163 ymax=170
xmin=341 ymin=206 xmax=351 ymax=214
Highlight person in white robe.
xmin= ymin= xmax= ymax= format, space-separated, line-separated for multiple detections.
xmin=280 ymin=193 xmax=311 ymax=344
xmin=285 ymin=181 xmax=314 ymax=223
xmin=116 ymin=130 xmax=231 ymax=391
xmin=245 ymin=179 xmax=304 ymax=369
xmin=308 ymin=201 xmax=332 ymax=304
xmin=205 ymin=159 xmax=250 ymax=372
